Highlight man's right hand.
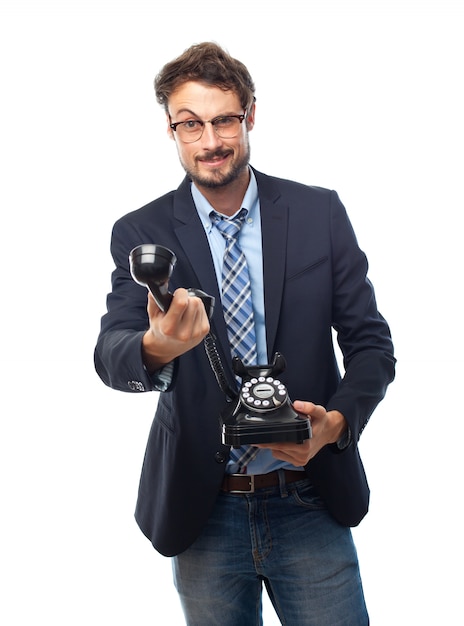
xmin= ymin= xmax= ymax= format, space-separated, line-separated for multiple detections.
xmin=142 ymin=288 xmax=211 ymax=374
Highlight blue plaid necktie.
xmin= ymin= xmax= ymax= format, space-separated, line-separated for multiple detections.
xmin=212 ymin=209 xmax=260 ymax=473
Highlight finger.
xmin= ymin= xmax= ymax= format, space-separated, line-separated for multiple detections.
xmin=165 ymin=292 xmax=210 ymax=342
xmin=293 ymin=400 xmax=316 ymax=415
xmin=147 ymin=291 xmax=164 ymax=318
xmin=255 ymin=440 xmax=310 ymax=454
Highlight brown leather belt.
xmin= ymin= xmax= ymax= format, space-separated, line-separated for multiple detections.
xmin=221 ymin=469 xmax=305 ymax=494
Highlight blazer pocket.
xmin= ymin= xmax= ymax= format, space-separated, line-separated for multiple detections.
xmin=286 ymin=256 xmax=328 ymax=282
xmin=155 ymin=395 xmax=176 ymax=434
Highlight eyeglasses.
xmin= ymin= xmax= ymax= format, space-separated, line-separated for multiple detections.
xmin=169 ymin=113 xmax=246 ymax=143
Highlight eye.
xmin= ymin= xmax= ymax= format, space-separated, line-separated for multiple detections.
xmin=181 ymin=120 xmax=202 ymax=131
xmin=213 ymin=116 xmax=234 ymax=128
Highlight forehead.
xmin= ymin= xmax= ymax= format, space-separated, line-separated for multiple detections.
xmin=168 ymin=81 xmax=241 ymax=118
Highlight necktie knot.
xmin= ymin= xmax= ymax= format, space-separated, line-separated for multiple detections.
xmin=211 ymin=208 xmax=247 ymax=241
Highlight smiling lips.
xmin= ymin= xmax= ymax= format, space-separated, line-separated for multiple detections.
xmin=197 ymin=150 xmax=232 ymax=165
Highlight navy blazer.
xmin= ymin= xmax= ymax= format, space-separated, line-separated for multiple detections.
xmin=94 ymin=168 xmax=396 ymax=557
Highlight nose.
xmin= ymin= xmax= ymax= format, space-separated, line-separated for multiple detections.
xmin=199 ymin=122 xmax=223 ymax=150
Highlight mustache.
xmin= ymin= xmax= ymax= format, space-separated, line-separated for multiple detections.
xmin=196 ymin=149 xmax=232 ymax=161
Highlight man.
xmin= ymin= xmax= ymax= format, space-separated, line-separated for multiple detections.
xmin=94 ymin=42 xmax=395 ymax=625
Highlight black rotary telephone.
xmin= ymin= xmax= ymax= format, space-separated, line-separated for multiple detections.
xmin=129 ymin=244 xmax=311 ymax=447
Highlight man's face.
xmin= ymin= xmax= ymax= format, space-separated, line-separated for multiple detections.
xmin=167 ymin=81 xmax=255 ymax=191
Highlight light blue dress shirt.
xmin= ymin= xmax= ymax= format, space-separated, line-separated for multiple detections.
xmin=191 ymin=169 xmax=303 ymax=475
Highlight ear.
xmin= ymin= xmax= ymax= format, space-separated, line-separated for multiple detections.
xmin=246 ymin=102 xmax=256 ymax=131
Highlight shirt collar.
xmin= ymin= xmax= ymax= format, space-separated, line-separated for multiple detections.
xmin=191 ymin=167 xmax=259 ymax=233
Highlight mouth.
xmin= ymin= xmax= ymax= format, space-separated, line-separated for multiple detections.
xmin=197 ymin=150 xmax=232 ymax=168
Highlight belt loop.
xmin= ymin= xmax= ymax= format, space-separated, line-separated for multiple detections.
xmin=278 ymin=469 xmax=289 ymax=498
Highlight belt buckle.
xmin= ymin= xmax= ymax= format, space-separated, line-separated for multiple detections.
xmin=229 ymin=473 xmax=255 ymax=494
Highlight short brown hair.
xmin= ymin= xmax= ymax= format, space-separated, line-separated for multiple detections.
xmin=154 ymin=42 xmax=256 ymax=113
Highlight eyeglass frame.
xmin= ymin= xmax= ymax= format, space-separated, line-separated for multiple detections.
xmin=169 ymin=112 xmax=247 ymax=143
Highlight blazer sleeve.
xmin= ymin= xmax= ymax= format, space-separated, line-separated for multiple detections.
xmin=326 ymin=190 xmax=396 ymax=444
xmin=94 ymin=216 xmax=176 ymax=394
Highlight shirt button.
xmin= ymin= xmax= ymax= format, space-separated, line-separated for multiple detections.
xmin=214 ymin=451 xmax=226 ymax=463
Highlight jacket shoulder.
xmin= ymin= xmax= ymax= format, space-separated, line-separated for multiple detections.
xmin=115 ymin=176 xmax=192 ymax=227
xmin=114 ymin=188 xmax=176 ymax=230
xmin=253 ymin=168 xmax=334 ymax=200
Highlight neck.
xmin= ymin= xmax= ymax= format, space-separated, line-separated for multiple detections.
xmin=194 ymin=167 xmax=250 ymax=217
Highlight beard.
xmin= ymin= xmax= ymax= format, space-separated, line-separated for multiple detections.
xmin=179 ymin=141 xmax=251 ymax=190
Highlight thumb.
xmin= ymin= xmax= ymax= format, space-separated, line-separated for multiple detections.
xmin=293 ymin=400 xmax=316 ymax=415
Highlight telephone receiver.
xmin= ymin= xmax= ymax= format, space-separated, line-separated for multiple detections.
xmin=129 ymin=244 xmax=214 ymax=318
xmin=129 ymin=244 xmax=311 ymax=447
xmin=129 ymin=243 xmax=235 ymax=399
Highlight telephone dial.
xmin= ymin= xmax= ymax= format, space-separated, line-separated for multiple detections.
xmin=129 ymin=244 xmax=311 ymax=447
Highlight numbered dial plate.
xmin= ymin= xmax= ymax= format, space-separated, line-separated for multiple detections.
xmin=240 ymin=377 xmax=288 ymax=412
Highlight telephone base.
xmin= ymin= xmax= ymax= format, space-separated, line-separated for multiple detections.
xmin=222 ymin=416 xmax=311 ymax=448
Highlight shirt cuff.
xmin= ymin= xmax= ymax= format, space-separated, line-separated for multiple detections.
xmin=147 ymin=361 xmax=174 ymax=392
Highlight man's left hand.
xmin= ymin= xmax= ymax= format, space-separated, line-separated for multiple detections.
xmin=254 ymin=401 xmax=348 ymax=466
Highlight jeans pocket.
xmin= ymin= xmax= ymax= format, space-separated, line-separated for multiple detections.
xmin=289 ymin=480 xmax=327 ymax=510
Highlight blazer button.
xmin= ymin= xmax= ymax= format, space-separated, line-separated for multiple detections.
xmin=128 ymin=380 xmax=145 ymax=392
xmin=214 ymin=451 xmax=226 ymax=464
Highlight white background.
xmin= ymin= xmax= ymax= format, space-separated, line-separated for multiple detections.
xmin=1 ymin=1 xmax=463 ymax=624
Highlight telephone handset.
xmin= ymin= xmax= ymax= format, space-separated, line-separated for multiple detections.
xmin=129 ymin=244 xmax=214 ymax=317
xmin=129 ymin=244 xmax=235 ymax=400
xmin=129 ymin=244 xmax=311 ymax=447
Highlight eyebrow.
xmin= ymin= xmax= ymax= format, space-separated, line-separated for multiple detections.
xmin=171 ymin=108 xmax=241 ymax=120
xmin=172 ymin=108 xmax=197 ymax=118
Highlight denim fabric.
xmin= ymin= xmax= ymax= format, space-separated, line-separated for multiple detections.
xmin=172 ymin=471 xmax=369 ymax=625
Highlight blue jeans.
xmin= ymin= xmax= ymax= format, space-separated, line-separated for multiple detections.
xmin=172 ymin=471 xmax=369 ymax=625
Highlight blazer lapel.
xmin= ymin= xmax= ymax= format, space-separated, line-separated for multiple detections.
xmin=254 ymin=170 xmax=288 ymax=360
xmin=172 ymin=178 xmax=221 ymax=302
xmin=172 ymin=178 xmax=235 ymax=381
